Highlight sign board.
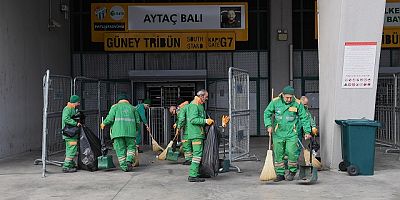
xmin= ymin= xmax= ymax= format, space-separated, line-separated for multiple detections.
xmin=104 ymin=32 xmax=235 ymax=51
xmin=342 ymin=42 xmax=377 ymax=89
xmin=384 ymin=2 xmax=400 ymax=27
xmin=382 ymin=28 xmax=400 ymax=48
xmin=383 ymin=0 xmax=400 ymax=48
xmin=91 ymin=3 xmax=248 ymax=42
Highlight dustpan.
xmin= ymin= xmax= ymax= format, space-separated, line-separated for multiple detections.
xmin=98 ymin=117 xmax=115 ymax=170
xmin=298 ymin=138 xmax=318 ymax=184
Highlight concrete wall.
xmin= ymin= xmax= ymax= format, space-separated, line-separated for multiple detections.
xmin=319 ymin=0 xmax=386 ymax=169
xmin=269 ymin=0 xmax=292 ymax=93
xmin=0 ymin=0 xmax=70 ymax=158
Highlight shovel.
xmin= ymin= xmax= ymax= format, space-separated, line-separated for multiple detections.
xmin=98 ymin=117 xmax=115 ymax=170
xmin=298 ymin=137 xmax=318 ymax=184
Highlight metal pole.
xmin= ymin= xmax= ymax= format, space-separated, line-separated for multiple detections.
xmin=97 ymin=81 xmax=101 ymax=138
xmin=246 ymin=72 xmax=250 ymax=154
xmin=394 ymin=74 xmax=398 ymax=146
xmin=228 ymin=67 xmax=233 ymax=162
xmin=289 ymin=44 xmax=294 ymax=87
xmin=41 ymin=70 xmax=50 ymax=178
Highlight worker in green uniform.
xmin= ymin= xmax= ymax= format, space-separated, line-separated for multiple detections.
xmin=174 ymin=98 xmax=191 ymax=165
xmin=295 ymin=96 xmax=319 ymax=157
xmin=186 ymin=89 xmax=214 ymax=182
xmin=135 ymin=99 xmax=151 ymax=153
xmin=101 ymin=94 xmax=140 ymax=172
xmin=264 ymin=86 xmax=311 ymax=182
xmin=61 ymin=95 xmax=82 ymax=173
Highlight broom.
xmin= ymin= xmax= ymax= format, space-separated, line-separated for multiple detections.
xmin=303 ymin=147 xmax=322 ymax=169
xmin=157 ymin=129 xmax=179 ymax=160
xmin=260 ymin=130 xmax=277 ymax=181
xmin=260 ymin=88 xmax=277 ymax=181
xmin=147 ymin=129 xmax=164 ymax=152
xmin=134 ymin=146 xmax=140 ymax=167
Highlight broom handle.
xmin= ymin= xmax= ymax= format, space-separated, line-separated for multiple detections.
xmin=268 ymin=88 xmax=274 ymax=151
xmin=101 ymin=117 xmax=104 ymax=146
xmin=268 ymin=131 xmax=271 ymax=150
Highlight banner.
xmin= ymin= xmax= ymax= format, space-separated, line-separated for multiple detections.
xmin=382 ymin=29 xmax=400 ymax=48
xmin=384 ymin=2 xmax=400 ymax=27
xmin=104 ymin=32 xmax=236 ymax=51
xmin=91 ymin=3 xmax=248 ymax=43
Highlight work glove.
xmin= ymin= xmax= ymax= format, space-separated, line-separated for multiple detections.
xmin=173 ymin=123 xmax=177 ymax=129
xmin=100 ymin=123 xmax=105 ymax=130
xmin=145 ymin=124 xmax=151 ymax=133
xmin=205 ymin=118 xmax=214 ymax=126
xmin=221 ymin=115 xmax=230 ymax=128
xmin=312 ymin=127 xmax=318 ymax=136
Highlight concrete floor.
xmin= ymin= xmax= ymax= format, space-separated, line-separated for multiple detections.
xmin=0 ymin=137 xmax=399 ymax=200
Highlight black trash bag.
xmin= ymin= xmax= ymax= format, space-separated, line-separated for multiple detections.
xmin=78 ymin=126 xmax=102 ymax=171
xmin=199 ymin=125 xmax=220 ymax=177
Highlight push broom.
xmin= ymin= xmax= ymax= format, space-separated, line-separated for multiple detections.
xmin=260 ymin=88 xmax=276 ymax=181
xmin=260 ymin=130 xmax=277 ymax=181
xmin=147 ymin=129 xmax=164 ymax=152
xmin=157 ymin=129 xmax=179 ymax=160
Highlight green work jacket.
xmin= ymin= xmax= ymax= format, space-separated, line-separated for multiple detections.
xmin=135 ymin=103 xmax=148 ymax=125
xmin=186 ymin=101 xmax=206 ymax=140
xmin=61 ymin=103 xmax=78 ymax=139
xmin=264 ymin=93 xmax=311 ymax=139
xmin=103 ymin=101 xmax=140 ymax=139
xmin=176 ymin=104 xmax=187 ymax=130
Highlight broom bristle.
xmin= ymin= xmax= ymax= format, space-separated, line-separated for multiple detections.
xmin=303 ymin=149 xmax=322 ymax=169
xmin=260 ymin=150 xmax=276 ymax=181
xmin=152 ymin=138 xmax=164 ymax=152
xmin=158 ymin=141 xmax=173 ymax=160
xmin=134 ymin=147 xmax=139 ymax=167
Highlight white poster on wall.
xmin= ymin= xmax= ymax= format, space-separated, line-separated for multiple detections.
xmin=128 ymin=5 xmax=246 ymax=30
xmin=341 ymin=42 xmax=377 ymax=89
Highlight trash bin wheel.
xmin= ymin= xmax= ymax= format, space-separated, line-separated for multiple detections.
xmin=347 ymin=165 xmax=359 ymax=176
xmin=339 ymin=161 xmax=348 ymax=172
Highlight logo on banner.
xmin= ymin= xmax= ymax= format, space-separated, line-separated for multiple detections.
xmin=110 ymin=6 xmax=125 ymax=21
xmin=95 ymin=7 xmax=107 ymax=21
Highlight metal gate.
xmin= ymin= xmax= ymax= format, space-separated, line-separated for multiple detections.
xmin=35 ymin=70 xmax=73 ymax=177
xmin=375 ymin=74 xmax=400 ymax=154
xmin=228 ymin=67 xmax=258 ymax=161
xmin=36 ymin=70 xmax=134 ymax=177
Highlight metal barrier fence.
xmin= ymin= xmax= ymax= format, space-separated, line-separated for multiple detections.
xmin=36 ymin=70 xmax=134 ymax=177
xmin=375 ymin=74 xmax=400 ymax=153
xmin=146 ymin=107 xmax=171 ymax=146
xmin=35 ymin=70 xmax=73 ymax=177
xmin=228 ymin=67 xmax=258 ymax=162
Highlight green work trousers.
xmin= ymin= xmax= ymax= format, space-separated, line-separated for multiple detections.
xmin=136 ymin=127 xmax=142 ymax=146
xmin=181 ymin=131 xmax=192 ymax=161
xmin=63 ymin=138 xmax=78 ymax=169
xmin=188 ymin=138 xmax=203 ymax=177
xmin=273 ymin=134 xmax=299 ymax=176
xmin=113 ymin=137 xmax=136 ymax=171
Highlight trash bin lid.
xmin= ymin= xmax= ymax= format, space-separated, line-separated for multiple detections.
xmin=335 ymin=119 xmax=381 ymax=127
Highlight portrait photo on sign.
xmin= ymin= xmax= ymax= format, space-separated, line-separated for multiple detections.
xmin=220 ymin=7 xmax=241 ymax=28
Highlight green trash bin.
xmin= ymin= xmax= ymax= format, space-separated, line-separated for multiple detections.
xmin=335 ymin=119 xmax=381 ymax=176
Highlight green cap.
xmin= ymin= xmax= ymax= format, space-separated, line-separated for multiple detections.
xmin=143 ymin=99 xmax=152 ymax=105
xmin=70 ymin=95 xmax=80 ymax=103
xmin=117 ymin=93 xmax=129 ymax=102
xmin=282 ymin=85 xmax=295 ymax=95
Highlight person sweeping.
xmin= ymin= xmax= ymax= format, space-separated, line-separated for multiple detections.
xmin=101 ymin=94 xmax=140 ymax=172
xmin=170 ymin=98 xmax=191 ymax=165
xmin=61 ymin=95 xmax=82 ymax=173
xmin=264 ymin=86 xmax=311 ymax=182
xmin=135 ymin=99 xmax=152 ymax=153
xmin=186 ymin=89 xmax=214 ymax=182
